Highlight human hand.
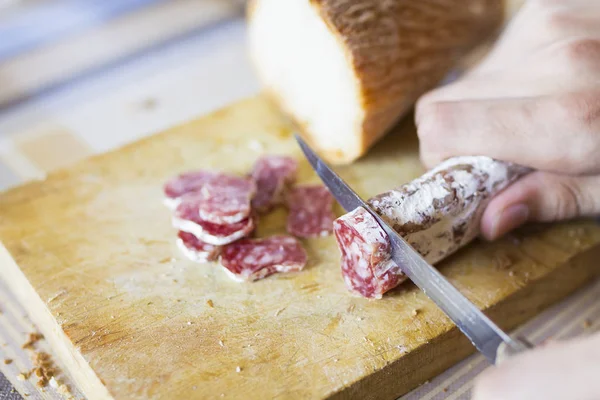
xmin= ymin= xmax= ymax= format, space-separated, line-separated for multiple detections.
xmin=472 ymin=330 xmax=600 ymax=400
xmin=415 ymin=0 xmax=600 ymax=240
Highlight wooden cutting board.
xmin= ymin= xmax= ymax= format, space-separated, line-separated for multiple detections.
xmin=1 ymin=95 xmax=599 ymax=400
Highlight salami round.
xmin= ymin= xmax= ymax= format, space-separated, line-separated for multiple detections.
xmin=163 ymin=170 xmax=219 ymax=209
xmin=197 ymin=175 xmax=256 ymax=224
xmin=286 ymin=185 xmax=335 ymax=238
xmin=220 ymin=235 xmax=307 ymax=282
xmin=176 ymin=231 xmax=221 ymax=263
xmin=173 ymin=200 xmax=255 ymax=245
xmin=334 ymin=207 xmax=406 ymax=299
xmin=251 ymin=156 xmax=298 ymax=212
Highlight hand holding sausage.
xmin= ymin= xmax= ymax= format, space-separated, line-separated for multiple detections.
xmin=416 ymin=0 xmax=600 ymax=241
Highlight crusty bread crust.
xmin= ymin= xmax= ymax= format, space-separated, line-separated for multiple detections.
xmin=249 ymin=0 xmax=504 ymax=164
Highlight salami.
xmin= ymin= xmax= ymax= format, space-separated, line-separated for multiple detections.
xmin=286 ymin=185 xmax=335 ymax=238
xmin=335 ymin=156 xmax=531 ymax=298
xmin=220 ymin=235 xmax=307 ymax=282
xmin=251 ymin=155 xmax=298 ymax=212
xmin=173 ymin=200 xmax=255 ymax=245
xmin=196 ymin=176 xmax=256 ymax=224
xmin=163 ymin=170 xmax=219 ymax=209
xmin=176 ymin=231 xmax=220 ymax=262
xmin=334 ymin=207 xmax=406 ymax=299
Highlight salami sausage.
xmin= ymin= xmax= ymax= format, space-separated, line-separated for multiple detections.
xmin=251 ymin=156 xmax=298 ymax=212
xmin=220 ymin=235 xmax=307 ymax=282
xmin=335 ymin=156 xmax=531 ymax=298
xmin=196 ymin=176 xmax=255 ymax=224
xmin=286 ymin=185 xmax=335 ymax=238
xmin=176 ymin=231 xmax=221 ymax=262
xmin=163 ymin=170 xmax=219 ymax=209
xmin=173 ymin=200 xmax=255 ymax=245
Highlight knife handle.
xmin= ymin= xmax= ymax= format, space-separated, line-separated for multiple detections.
xmin=495 ymin=337 xmax=534 ymax=365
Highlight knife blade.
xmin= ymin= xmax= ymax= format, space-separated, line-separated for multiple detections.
xmin=295 ymin=134 xmax=532 ymax=364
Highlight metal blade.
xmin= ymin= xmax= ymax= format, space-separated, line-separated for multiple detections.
xmin=295 ymin=134 xmax=531 ymax=364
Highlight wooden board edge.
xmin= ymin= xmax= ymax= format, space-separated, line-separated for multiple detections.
xmin=328 ymin=243 xmax=600 ymax=400
xmin=0 ymin=243 xmax=113 ymax=400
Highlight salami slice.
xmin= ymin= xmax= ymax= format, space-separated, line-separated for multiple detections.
xmin=173 ymin=200 xmax=255 ymax=245
xmin=163 ymin=170 xmax=219 ymax=209
xmin=335 ymin=156 xmax=530 ymax=298
xmin=197 ymin=176 xmax=256 ymax=224
xmin=176 ymin=231 xmax=221 ymax=263
xmin=334 ymin=207 xmax=406 ymax=299
xmin=220 ymin=235 xmax=307 ymax=282
xmin=286 ymin=185 xmax=335 ymax=238
xmin=251 ymin=155 xmax=298 ymax=212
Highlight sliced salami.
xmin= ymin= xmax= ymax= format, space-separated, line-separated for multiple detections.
xmin=220 ymin=235 xmax=307 ymax=282
xmin=286 ymin=185 xmax=335 ymax=238
xmin=173 ymin=200 xmax=255 ymax=245
xmin=176 ymin=231 xmax=221 ymax=263
xmin=335 ymin=156 xmax=531 ymax=298
xmin=163 ymin=170 xmax=219 ymax=209
xmin=196 ymin=176 xmax=256 ymax=224
xmin=251 ymin=155 xmax=298 ymax=212
xmin=334 ymin=207 xmax=406 ymax=299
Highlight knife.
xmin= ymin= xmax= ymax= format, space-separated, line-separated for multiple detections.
xmin=295 ymin=134 xmax=533 ymax=365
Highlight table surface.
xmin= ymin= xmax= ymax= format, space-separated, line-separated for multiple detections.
xmin=0 ymin=9 xmax=598 ymax=400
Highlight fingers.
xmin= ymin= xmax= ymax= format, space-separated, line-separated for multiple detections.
xmin=416 ymin=91 xmax=600 ymax=174
xmin=472 ymin=332 xmax=600 ymax=400
xmin=480 ymin=171 xmax=600 ymax=240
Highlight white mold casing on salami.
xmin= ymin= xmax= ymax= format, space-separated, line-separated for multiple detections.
xmin=368 ymin=157 xmax=530 ymax=264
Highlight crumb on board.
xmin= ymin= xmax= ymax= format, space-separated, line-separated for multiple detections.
xmin=17 ymin=372 xmax=30 ymax=380
xmin=443 ymin=387 xmax=449 ymax=392
xmin=22 ymin=332 xmax=44 ymax=350
xmin=236 ymin=366 xmax=242 ymax=373
xmin=493 ymin=252 xmax=513 ymax=269
xmin=207 ymin=299 xmax=214 ymax=308
xmin=218 ymin=340 xmax=224 ymax=347
xmin=583 ymin=319 xmax=592 ymax=328
xmin=411 ymin=309 xmax=420 ymax=317
xmin=3 ymin=359 xmax=12 ymax=365
xmin=274 ymin=308 xmax=285 ymax=317
xmin=29 ymin=351 xmax=57 ymax=389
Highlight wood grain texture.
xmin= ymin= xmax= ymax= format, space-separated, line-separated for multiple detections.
xmin=0 ymin=95 xmax=599 ymax=400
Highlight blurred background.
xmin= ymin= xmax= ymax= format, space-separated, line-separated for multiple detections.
xmin=0 ymin=0 xmax=258 ymax=187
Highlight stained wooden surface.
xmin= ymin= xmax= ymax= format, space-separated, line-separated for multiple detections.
xmin=0 ymin=96 xmax=599 ymax=400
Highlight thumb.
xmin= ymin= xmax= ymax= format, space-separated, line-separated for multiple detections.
xmin=481 ymin=171 xmax=600 ymax=240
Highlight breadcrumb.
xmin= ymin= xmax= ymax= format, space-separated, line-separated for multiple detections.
xmin=22 ymin=333 xmax=43 ymax=350
xmin=207 ymin=299 xmax=214 ymax=308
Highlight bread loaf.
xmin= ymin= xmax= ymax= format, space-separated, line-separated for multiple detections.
xmin=248 ymin=0 xmax=504 ymax=164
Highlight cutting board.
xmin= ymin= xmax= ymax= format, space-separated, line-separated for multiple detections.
xmin=1 ymin=95 xmax=599 ymax=400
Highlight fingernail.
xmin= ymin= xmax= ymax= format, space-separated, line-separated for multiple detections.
xmin=488 ymin=204 xmax=529 ymax=240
